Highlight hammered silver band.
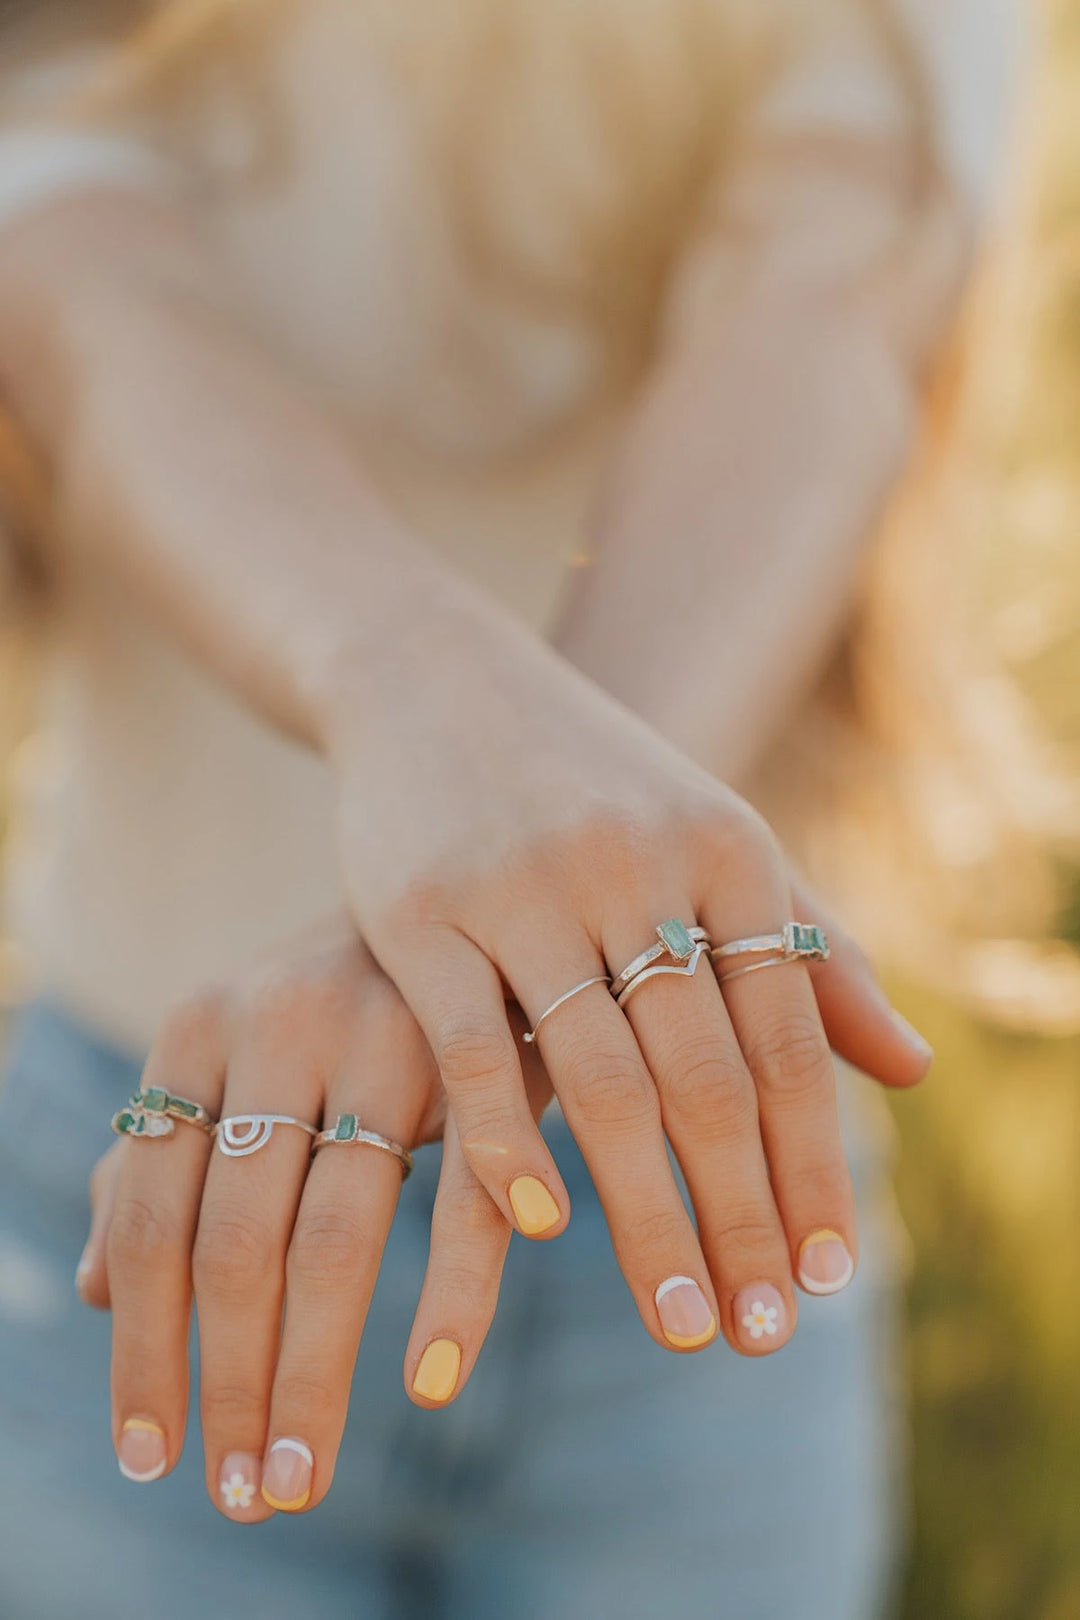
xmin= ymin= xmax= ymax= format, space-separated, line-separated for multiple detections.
xmin=522 ymin=974 xmax=612 ymax=1044
xmin=711 ymin=923 xmax=829 ymax=965
xmin=313 ymin=1115 xmax=413 ymax=1179
xmin=612 ymin=921 xmax=711 ymax=991
xmin=615 ymin=940 xmax=711 ymax=1009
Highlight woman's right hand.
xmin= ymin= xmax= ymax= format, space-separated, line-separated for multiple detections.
xmin=326 ymin=594 xmax=932 ymax=1359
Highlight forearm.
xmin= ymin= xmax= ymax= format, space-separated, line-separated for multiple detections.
xmin=0 ymin=190 xmax=490 ymax=748
xmin=554 ymin=278 xmax=917 ymax=786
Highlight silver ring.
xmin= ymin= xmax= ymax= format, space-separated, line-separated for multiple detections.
xmin=522 ymin=975 xmax=611 ymax=1044
xmin=716 ymin=953 xmax=797 ymax=985
xmin=215 ymin=1114 xmax=318 ymax=1158
xmin=612 ymin=920 xmax=711 ymax=990
xmin=112 ymin=1086 xmax=215 ymax=1140
xmin=313 ymin=1114 xmax=413 ymax=1178
xmin=615 ymin=941 xmax=711 ymax=1009
xmin=711 ymin=923 xmax=829 ymax=965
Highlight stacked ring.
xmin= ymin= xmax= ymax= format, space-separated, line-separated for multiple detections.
xmin=712 ymin=922 xmax=829 ymax=985
xmin=313 ymin=1114 xmax=413 ymax=1179
xmin=112 ymin=1086 xmax=215 ymax=1139
xmin=612 ymin=918 xmax=712 ymax=1010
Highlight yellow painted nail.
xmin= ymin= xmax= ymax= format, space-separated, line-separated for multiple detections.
xmin=412 ymin=1338 xmax=462 ymax=1403
xmin=260 ymin=1437 xmax=312 ymax=1511
xmin=508 ymin=1175 xmax=561 ymax=1235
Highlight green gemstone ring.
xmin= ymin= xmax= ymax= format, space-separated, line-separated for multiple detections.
xmin=111 ymin=1085 xmax=215 ymax=1140
xmin=312 ymin=1115 xmax=413 ymax=1179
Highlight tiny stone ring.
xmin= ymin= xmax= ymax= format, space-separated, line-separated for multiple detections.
xmin=112 ymin=1086 xmax=215 ymax=1140
xmin=312 ymin=1114 xmax=414 ymax=1179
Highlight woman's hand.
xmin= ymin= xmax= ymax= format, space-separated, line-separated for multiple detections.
xmin=76 ymin=916 xmax=549 ymax=1519
xmin=328 ymin=602 xmax=931 ymax=1357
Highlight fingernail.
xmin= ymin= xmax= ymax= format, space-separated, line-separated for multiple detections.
xmin=118 ymin=1418 xmax=167 ymax=1483
xmin=508 ymin=1175 xmax=561 ymax=1236
xmin=412 ymin=1338 xmax=462 ymax=1403
xmin=219 ymin=1452 xmax=261 ymax=1517
xmin=74 ymin=1251 xmax=91 ymax=1293
xmin=734 ymin=1283 xmax=790 ymax=1352
xmin=890 ymin=1009 xmax=934 ymax=1065
xmin=654 ymin=1275 xmax=717 ymax=1349
xmin=260 ymin=1437 xmax=313 ymax=1512
xmin=798 ymin=1230 xmax=855 ymax=1296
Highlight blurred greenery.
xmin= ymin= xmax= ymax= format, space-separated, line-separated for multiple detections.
xmin=893 ymin=4 xmax=1080 ymax=1615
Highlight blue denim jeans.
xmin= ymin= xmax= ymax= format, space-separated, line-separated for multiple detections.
xmin=0 ymin=1003 xmax=907 ymax=1620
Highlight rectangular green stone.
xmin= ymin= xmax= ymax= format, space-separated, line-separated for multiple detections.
xmin=170 ymin=1097 xmax=199 ymax=1119
xmin=658 ymin=918 xmax=695 ymax=961
xmin=142 ymin=1087 xmax=168 ymax=1113
xmin=335 ymin=1114 xmax=358 ymax=1142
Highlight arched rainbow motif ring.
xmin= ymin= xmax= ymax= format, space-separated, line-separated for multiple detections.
xmin=312 ymin=1115 xmax=414 ymax=1179
xmin=112 ymin=1086 xmax=215 ymax=1139
xmin=215 ymin=1114 xmax=318 ymax=1158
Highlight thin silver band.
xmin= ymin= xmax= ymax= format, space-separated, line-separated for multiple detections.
xmin=215 ymin=1114 xmax=318 ymax=1158
xmin=716 ymin=954 xmax=795 ymax=985
xmin=615 ymin=942 xmax=710 ymax=1009
xmin=522 ymin=974 xmax=611 ymax=1045
xmin=613 ymin=924 xmax=710 ymax=989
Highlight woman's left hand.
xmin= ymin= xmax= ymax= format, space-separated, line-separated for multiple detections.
xmin=75 ymin=916 xmax=547 ymax=1520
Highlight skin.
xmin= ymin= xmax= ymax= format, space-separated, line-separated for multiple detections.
xmin=0 ymin=129 xmax=949 ymax=1512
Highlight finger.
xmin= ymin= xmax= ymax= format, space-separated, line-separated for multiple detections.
xmin=106 ymin=995 xmax=224 ymax=1487
xmin=510 ymin=944 xmax=719 ymax=1353
xmin=387 ymin=928 xmax=571 ymax=1241
xmin=263 ymin=988 xmax=430 ymax=1512
xmin=193 ymin=989 xmax=325 ymax=1522
xmin=703 ymin=872 xmax=859 ymax=1301
xmin=789 ymin=872 xmax=933 ymax=1086
xmin=77 ymin=1140 xmax=125 ymax=1309
xmin=606 ymin=905 xmax=796 ymax=1357
xmin=406 ymin=1111 xmax=513 ymax=1408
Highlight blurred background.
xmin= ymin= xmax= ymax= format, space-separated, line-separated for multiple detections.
xmin=1 ymin=2 xmax=1078 ymax=1617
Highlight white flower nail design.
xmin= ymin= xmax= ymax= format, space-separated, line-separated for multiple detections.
xmin=741 ymin=1300 xmax=779 ymax=1340
xmin=221 ymin=1472 xmax=256 ymax=1510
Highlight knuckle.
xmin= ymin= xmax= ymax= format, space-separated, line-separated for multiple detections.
xmin=247 ymin=972 xmax=343 ymax=1048
xmin=619 ymin=1204 xmax=689 ymax=1257
xmin=660 ymin=1039 xmax=757 ymax=1136
xmin=707 ymin=1208 xmax=783 ymax=1267
xmin=287 ymin=1210 xmax=369 ymax=1292
xmin=193 ymin=1211 xmax=273 ymax=1297
xmin=743 ymin=1011 xmax=831 ymax=1100
xmin=562 ymin=1051 xmax=658 ymax=1130
xmin=272 ymin=1368 xmax=339 ymax=1417
xmin=433 ymin=1019 xmax=515 ymax=1092
xmin=154 ymin=989 xmax=228 ymax=1069
xmin=108 ymin=1195 xmax=182 ymax=1274
xmin=200 ymin=1381 xmax=267 ymax=1430
xmin=786 ymin=1160 xmax=852 ymax=1214
xmin=427 ymin=1253 xmax=498 ymax=1307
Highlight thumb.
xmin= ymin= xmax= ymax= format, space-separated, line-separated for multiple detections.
xmin=75 ymin=1140 xmax=125 ymax=1310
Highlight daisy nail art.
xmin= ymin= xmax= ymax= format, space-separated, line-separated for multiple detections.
xmin=219 ymin=1454 xmax=260 ymax=1515
xmin=734 ymin=1284 xmax=789 ymax=1352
